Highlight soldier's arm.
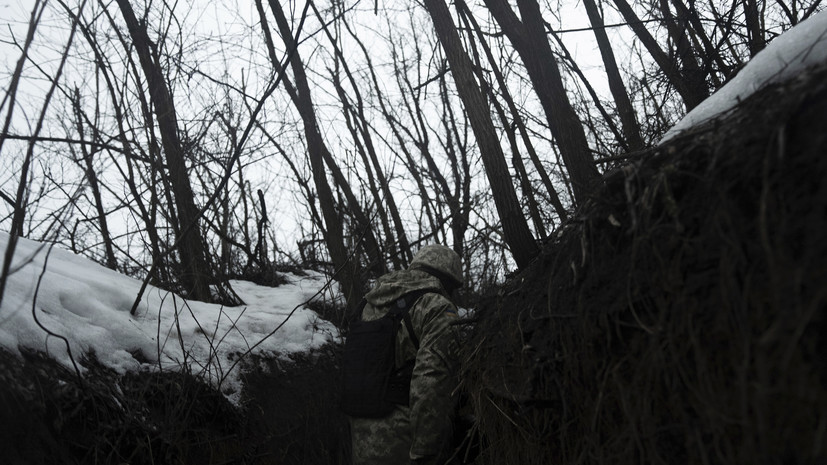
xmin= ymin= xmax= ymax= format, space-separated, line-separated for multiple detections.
xmin=408 ymin=294 xmax=460 ymax=461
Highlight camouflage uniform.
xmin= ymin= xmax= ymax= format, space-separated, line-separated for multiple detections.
xmin=351 ymin=245 xmax=462 ymax=465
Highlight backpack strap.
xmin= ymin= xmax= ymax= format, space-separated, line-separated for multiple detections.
xmin=355 ymin=298 xmax=368 ymax=318
xmin=390 ymin=289 xmax=430 ymax=351
xmin=403 ymin=313 xmax=420 ymax=350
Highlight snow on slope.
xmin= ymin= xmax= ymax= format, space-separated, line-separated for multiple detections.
xmin=0 ymin=232 xmax=338 ymax=403
xmin=662 ymin=10 xmax=827 ymax=142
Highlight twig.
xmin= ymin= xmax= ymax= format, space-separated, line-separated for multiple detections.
xmin=214 ymin=304 xmax=253 ymax=353
xmin=0 ymin=134 xmax=125 ymax=153
xmin=30 ymin=244 xmax=85 ymax=390
xmin=181 ymin=298 xmax=225 ymax=381
xmin=155 ymin=289 xmax=172 ymax=371
xmin=171 ymin=293 xmax=189 ymax=371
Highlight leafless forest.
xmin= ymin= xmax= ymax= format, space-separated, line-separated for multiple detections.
xmin=1 ymin=0 xmax=822 ymax=307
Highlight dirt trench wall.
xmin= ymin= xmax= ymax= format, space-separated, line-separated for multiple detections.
xmin=0 ymin=344 xmax=349 ymax=465
xmin=463 ymin=62 xmax=827 ymax=465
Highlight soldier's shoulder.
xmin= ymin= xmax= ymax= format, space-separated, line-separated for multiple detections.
xmin=416 ymin=292 xmax=458 ymax=318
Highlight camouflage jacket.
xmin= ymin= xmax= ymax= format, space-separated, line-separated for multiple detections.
xmin=350 ymin=269 xmax=460 ymax=465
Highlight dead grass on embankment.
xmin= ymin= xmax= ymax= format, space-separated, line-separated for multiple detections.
xmin=461 ymin=62 xmax=827 ymax=465
xmin=0 ymin=344 xmax=349 ymax=465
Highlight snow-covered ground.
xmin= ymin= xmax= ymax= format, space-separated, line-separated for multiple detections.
xmin=662 ymin=9 xmax=827 ymax=142
xmin=0 ymin=232 xmax=339 ymax=403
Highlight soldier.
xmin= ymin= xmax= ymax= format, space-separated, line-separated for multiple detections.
xmin=350 ymin=244 xmax=463 ymax=465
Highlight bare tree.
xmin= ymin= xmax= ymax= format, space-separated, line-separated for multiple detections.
xmin=455 ymin=0 xmax=568 ymax=222
xmin=68 ymin=1 xmax=170 ymax=281
xmin=422 ymin=0 xmax=539 ymax=269
xmin=257 ymin=0 xmax=367 ymax=310
xmin=342 ymin=10 xmax=444 ymax=255
xmin=612 ymin=0 xmax=709 ymax=110
xmin=583 ymin=0 xmax=645 ymax=152
xmin=436 ymin=64 xmax=474 ymax=257
xmin=317 ymin=1 xmax=413 ymax=269
xmin=1 ymin=0 xmax=81 ymax=308
xmin=115 ymin=0 xmax=214 ymax=301
xmin=70 ymin=89 xmax=118 ymax=269
xmin=483 ymin=0 xmax=600 ymax=206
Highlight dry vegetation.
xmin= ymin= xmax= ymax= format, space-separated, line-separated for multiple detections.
xmin=461 ymin=61 xmax=827 ymax=464
xmin=0 ymin=344 xmax=348 ymax=465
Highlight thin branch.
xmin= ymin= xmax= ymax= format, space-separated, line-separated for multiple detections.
xmin=30 ymin=244 xmax=86 ymax=389
xmin=1 ymin=134 xmax=126 ymax=153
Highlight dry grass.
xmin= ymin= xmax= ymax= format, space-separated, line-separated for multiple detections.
xmin=0 ymin=348 xmax=246 ymax=465
xmin=461 ymin=62 xmax=827 ymax=465
xmin=0 ymin=343 xmax=350 ymax=465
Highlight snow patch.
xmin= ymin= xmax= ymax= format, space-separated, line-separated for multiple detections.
xmin=0 ymin=232 xmax=339 ymax=404
xmin=662 ymin=10 xmax=827 ymax=142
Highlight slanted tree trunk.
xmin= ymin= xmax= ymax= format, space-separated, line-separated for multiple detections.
xmin=583 ymin=0 xmax=644 ymax=152
xmin=344 ymin=13 xmax=442 ymax=256
xmin=261 ymin=0 xmax=385 ymax=278
xmin=670 ymin=0 xmax=732 ymax=83
xmin=437 ymin=68 xmax=474 ymax=258
xmin=612 ymin=0 xmax=709 ymax=110
xmin=258 ymin=0 xmax=365 ymax=310
xmin=422 ymin=0 xmax=539 ymax=269
xmin=319 ymin=2 xmax=413 ymax=269
xmin=483 ymin=0 xmax=600 ymax=206
xmin=115 ymin=0 xmax=213 ymax=301
xmin=659 ymin=0 xmax=709 ymax=104
xmin=456 ymin=0 xmax=567 ymax=222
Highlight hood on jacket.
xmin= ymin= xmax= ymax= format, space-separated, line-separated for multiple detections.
xmin=408 ymin=244 xmax=463 ymax=288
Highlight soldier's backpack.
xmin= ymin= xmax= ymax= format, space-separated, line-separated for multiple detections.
xmin=341 ymin=289 xmax=429 ymax=418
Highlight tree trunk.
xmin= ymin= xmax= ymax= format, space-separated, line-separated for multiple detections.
xmin=583 ymin=0 xmax=644 ymax=152
xmin=436 ymin=64 xmax=473 ymax=256
xmin=317 ymin=1 xmax=413 ymax=268
xmin=263 ymin=0 xmax=385 ymax=277
xmin=484 ymin=0 xmax=600 ymax=206
xmin=345 ymin=19 xmax=440 ymax=253
xmin=116 ymin=0 xmax=213 ymax=301
xmin=84 ymin=4 xmax=167 ymax=283
xmin=256 ymin=189 xmax=268 ymax=265
xmin=659 ymin=0 xmax=709 ymax=103
xmin=422 ymin=0 xmax=538 ymax=269
xmin=670 ymin=0 xmax=733 ymax=83
xmin=744 ymin=0 xmax=766 ymax=56
xmin=612 ymin=0 xmax=708 ymax=110
xmin=262 ymin=0 xmax=366 ymax=310
xmin=456 ymin=0 xmax=567 ymax=221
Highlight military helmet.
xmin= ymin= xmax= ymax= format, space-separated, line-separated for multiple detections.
xmin=409 ymin=244 xmax=463 ymax=287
